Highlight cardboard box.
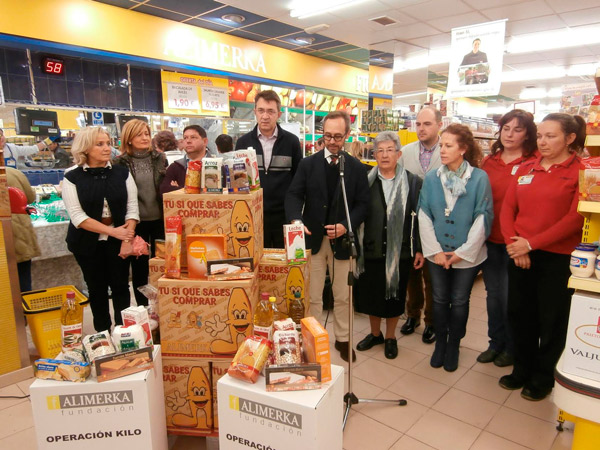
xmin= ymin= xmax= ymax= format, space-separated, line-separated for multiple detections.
xmin=258 ymin=249 xmax=311 ymax=316
xmin=30 ymin=346 xmax=167 ymax=450
xmin=186 ymin=234 xmax=227 ymax=279
xmin=162 ymin=189 xmax=263 ymax=267
xmin=149 ymin=257 xmax=165 ymax=288
xmin=301 ymin=317 xmax=331 ymax=382
xmin=218 ymin=365 xmax=344 ymax=450
xmin=162 ymin=357 xmax=212 ymax=436
xmin=211 ymin=360 xmax=229 ymax=431
xmin=158 ymin=274 xmax=259 ymax=358
xmin=562 ymin=291 xmax=600 ymax=382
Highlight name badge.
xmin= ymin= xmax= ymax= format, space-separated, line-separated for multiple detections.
xmin=511 ymin=165 xmax=520 ymax=175
xmin=518 ymin=174 xmax=534 ymax=185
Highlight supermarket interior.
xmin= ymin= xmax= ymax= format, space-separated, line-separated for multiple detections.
xmin=1 ymin=0 xmax=600 ymax=449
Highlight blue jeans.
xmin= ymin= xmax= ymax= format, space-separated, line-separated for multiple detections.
xmin=482 ymin=241 xmax=513 ymax=354
xmin=427 ymin=261 xmax=480 ymax=343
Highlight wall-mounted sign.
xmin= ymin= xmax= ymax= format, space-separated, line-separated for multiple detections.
xmin=161 ymin=71 xmax=229 ymax=117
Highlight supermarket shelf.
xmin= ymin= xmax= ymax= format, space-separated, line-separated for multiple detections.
xmin=586 ymin=135 xmax=600 ymax=147
xmin=569 ymin=275 xmax=600 ymax=293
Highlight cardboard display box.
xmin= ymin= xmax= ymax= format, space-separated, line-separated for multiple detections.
xmin=162 ymin=357 xmax=213 ymax=436
xmin=149 ymin=257 xmax=165 ymax=289
xmin=30 ymin=346 xmax=167 ymax=450
xmin=562 ymin=291 xmax=600 ymax=382
xmin=158 ymin=274 xmax=259 ymax=358
xmin=258 ymin=249 xmax=311 ymax=316
xmin=162 ymin=189 xmax=263 ymax=267
xmin=211 ymin=360 xmax=229 ymax=431
xmin=218 ymin=365 xmax=344 ymax=450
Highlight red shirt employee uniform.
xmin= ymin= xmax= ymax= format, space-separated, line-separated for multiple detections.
xmin=499 ymin=153 xmax=584 ymax=393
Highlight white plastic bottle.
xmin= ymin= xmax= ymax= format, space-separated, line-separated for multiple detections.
xmin=570 ymin=245 xmax=596 ymax=278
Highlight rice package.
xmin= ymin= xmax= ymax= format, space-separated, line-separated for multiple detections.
xmin=112 ymin=324 xmax=145 ymax=352
xmin=228 ymin=335 xmax=272 ymax=383
xmin=235 ymin=148 xmax=260 ymax=190
xmin=202 ymin=157 xmax=223 ymax=193
xmin=165 ymin=216 xmax=182 ymax=278
xmin=185 ymin=160 xmax=202 ymax=194
xmin=121 ymin=305 xmax=153 ymax=347
xmin=231 ymin=158 xmax=250 ymax=193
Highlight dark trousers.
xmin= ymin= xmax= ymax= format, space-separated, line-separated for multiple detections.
xmin=74 ymin=241 xmax=131 ymax=332
xmin=508 ymin=250 xmax=572 ymax=390
xmin=482 ymin=241 xmax=512 ymax=354
xmin=406 ymin=262 xmax=434 ymax=325
xmin=17 ymin=260 xmax=32 ymax=292
xmin=264 ymin=209 xmax=285 ymax=249
xmin=428 ymin=261 xmax=480 ymax=343
xmin=130 ymin=219 xmax=164 ymax=306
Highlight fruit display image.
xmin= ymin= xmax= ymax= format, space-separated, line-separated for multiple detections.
xmin=228 ymin=80 xmax=361 ymax=115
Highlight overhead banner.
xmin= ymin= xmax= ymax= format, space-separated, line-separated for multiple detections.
xmin=161 ymin=71 xmax=229 ymax=117
xmin=446 ymin=20 xmax=506 ymax=99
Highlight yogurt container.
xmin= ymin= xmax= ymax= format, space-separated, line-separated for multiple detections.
xmin=570 ymin=245 xmax=596 ymax=278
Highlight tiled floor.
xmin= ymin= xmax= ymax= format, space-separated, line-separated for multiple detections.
xmin=0 ymin=278 xmax=575 ymax=449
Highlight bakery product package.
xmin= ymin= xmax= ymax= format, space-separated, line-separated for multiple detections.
xmin=186 ymin=234 xmax=227 ymax=279
xmin=301 ymin=316 xmax=332 ymax=382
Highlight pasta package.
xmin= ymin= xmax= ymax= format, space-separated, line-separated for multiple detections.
xmin=202 ymin=157 xmax=223 ymax=193
xmin=227 ymin=335 xmax=272 ymax=383
xmin=231 ymin=158 xmax=250 ymax=193
xmin=165 ymin=215 xmax=182 ymax=279
xmin=185 ymin=160 xmax=202 ymax=194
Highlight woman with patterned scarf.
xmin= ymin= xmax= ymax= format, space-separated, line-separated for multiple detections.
xmin=418 ymin=124 xmax=493 ymax=372
xmin=355 ymin=131 xmax=424 ymax=360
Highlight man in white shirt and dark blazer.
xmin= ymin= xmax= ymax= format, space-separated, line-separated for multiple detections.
xmin=398 ymin=106 xmax=443 ymax=344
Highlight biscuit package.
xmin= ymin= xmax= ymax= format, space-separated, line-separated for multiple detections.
xmin=165 ymin=216 xmax=182 ymax=278
xmin=34 ymin=358 xmax=91 ymax=382
xmin=228 ymin=335 xmax=272 ymax=383
xmin=231 ymin=158 xmax=250 ymax=193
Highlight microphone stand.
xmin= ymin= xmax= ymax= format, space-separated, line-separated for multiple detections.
xmin=338 ymin=153 xmax=407 ymax=431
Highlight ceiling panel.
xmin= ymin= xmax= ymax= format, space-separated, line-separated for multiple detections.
xmin=327 ymin=0 xmax=394 ymax=20
xmin=132 ymin=4 xmax=189 ymax=21
xmin=186 ymin=17 xmax=233 ymax=32
xmin=463 ymin=0 xmax=522 ymax=9
xmin=95 ymin=0 xmax=139 ymax=8
xmin=225 ymin=29 xmax=269 ymax=40
xmin=241 ymin=19 xmax=303 ymax=38
xmin=427 ymin=11 xmax=489 ymax=33
xmin=546 ymin=0 xmax=600 ymax=14
xmin=146 ymin=0 xmax=223 ymax=16
xmin=506 ymin=15 xmax=567 ymax=35
xmin=199 ymin=5 xmax=267 ymax=28
xmin=407 ymin=33 xmax=451 ymax=48
xmin=398 ymin=0 xmax=474 ymax=22
xmin=559 ymin=7 xmax=600 ymax=27
xmin=482 ymin=0 xmax=555 ymax=22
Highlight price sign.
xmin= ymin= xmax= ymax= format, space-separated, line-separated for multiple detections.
xmin=167 ymin=83 xmax=199 ymax=110
xmin=201 ymin=87 xmax=229 ymax=113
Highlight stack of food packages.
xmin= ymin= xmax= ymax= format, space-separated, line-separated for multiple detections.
xmin=159 ymin=148 xmax=265 ymax=437
xmin=33 ymin=306 xmax=156 ymax=383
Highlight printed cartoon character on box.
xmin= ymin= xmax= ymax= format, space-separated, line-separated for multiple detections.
xmin=284 ymin=266 xmax=306 ymax=312
xmin=227 ymin=201 xmax=254 ymax=258
xmin=186 ymin=311 xmax=201 ymax=328
xmin=167 ymin=366 xmax=213 ymax=429
xmin=207 ymin=287 xmax=253 ymax=354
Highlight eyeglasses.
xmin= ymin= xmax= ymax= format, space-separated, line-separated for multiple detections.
xmin=323 ymin=134 xmax=345 ymax=142
xmin=256 ymin=108 xmax=278 ymax=116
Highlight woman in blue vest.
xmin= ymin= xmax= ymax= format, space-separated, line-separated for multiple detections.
xmin=418 ymin=123 xmax=493 ymax=372
xmin=62 ymin=127 xmax=139 ymax=331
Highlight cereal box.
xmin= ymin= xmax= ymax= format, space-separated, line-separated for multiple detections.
xmin=162 ymin=189 xmax=263 ymax=267
xmin=158 ymin=274 xmax=259 ymax=358
xmin=258 ymin=249 xmax=311 ymax=316
xmin=186 ymin=234 xmax=227 ymax=279
xmin=162 ymin=357 xmax=212 ymax=436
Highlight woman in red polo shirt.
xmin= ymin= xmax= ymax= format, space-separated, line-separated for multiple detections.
xmin=499 ymin=113 xmax=585 ymax=401
xmin=478 ymin=110 xmax=537 ymax=368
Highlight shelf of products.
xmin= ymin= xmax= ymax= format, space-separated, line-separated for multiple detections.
xmin=568 ymin=275 xmax=600 ymax=293
xmin=569 ymin=201 xmax=600 ymax=292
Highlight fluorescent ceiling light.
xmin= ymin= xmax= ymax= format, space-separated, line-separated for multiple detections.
xmin=506 ymin=26 xmax=600 ymax=54
xmin=290 ymin=0 xmax=368 ymax=19
xmin=394 ymin=91 xmax=426 ymax=99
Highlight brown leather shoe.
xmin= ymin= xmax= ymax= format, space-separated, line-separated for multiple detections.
xmin=335 ymin=340 xmax=356 ymax=362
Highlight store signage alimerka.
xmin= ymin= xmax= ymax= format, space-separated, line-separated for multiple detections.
xmin=229 ymin=395 xmax=302 ymax=429
xmin=46 ymin=390 xmax=134 ymax=409
xmin=164 ymin=30 xmax=267 ymax=74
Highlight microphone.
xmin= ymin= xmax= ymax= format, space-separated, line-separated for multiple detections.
xmin=338 ymin=152 xmax=345 ymax=176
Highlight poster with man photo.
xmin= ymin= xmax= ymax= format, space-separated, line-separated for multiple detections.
xmin=446 ymin=20 xmax=506 ymax=99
